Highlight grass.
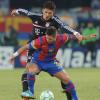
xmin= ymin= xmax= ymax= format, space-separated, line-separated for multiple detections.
xmin=0 ymin=68 xmax=100 ymax=100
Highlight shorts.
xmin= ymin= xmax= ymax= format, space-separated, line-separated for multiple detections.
xmin=32 ymin=58 xmax=63 ymax=75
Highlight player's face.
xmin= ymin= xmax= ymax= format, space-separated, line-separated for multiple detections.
xmin=46 ymin=34 xmax=56 ymax=44
xmin=42 ymin=8 xmax=54 ymax=20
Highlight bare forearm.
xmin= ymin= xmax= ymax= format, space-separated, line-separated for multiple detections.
xmin=12 ymin=45 xmax=28 ymax=58
xmin=82 ymin=34 xmax=96 ymax=40
xmin=18 ymin=45 xmax=28 ymax=54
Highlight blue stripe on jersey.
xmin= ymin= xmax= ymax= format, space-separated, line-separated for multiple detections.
xmin=31 ymin=37 xmax=43 ymax=61
xmin=33 ymin=43 xmax=56 ymax=62
xmin=44 ymin=43 xmax=56 ymax=61
xmin=39 ymin=37 xmax=43 ymax=46
xmin=29 ymin=42 xmax=33 ymax=50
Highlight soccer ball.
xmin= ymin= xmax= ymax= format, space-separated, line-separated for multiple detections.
xmin=40 ymin=90 xmax=54 ymax=100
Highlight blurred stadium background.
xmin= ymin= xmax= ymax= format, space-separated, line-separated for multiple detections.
xmin=0 ymin=0 xmax=100 ymax=100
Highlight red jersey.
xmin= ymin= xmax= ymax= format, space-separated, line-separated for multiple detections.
xmin=33 ymin=33 xmax=68 ymax=61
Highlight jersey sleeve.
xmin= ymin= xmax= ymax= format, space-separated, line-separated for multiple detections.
xmin=34 ymin=38 xmax=42 ymax=49
xmin=16 ymin=8 xmax=28 ymax=16
xmin=53 ymin=16 xmax=79 ymax=34
xmin=16 ymin=8 xmax=41 ymax=20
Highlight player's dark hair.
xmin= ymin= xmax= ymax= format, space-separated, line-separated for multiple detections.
xmin=46 ymin=26 xmax=57 ymax=35
xmin=43 ymin=1 xmax=56 ymax=11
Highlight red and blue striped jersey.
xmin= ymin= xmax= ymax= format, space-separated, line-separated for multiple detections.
xmin=33 ymin=33 xmax=68 ymax=61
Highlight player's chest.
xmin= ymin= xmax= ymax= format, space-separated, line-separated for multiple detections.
xmin=33 ymin=19 xmax=55 ymax=28
xmin=41 ymin=44 xmax=57 ymax=53
xmin=33 ymin=20 xmax=53 ymax=35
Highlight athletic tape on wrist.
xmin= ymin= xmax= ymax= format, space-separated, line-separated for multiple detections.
xmin=13 ymin=52 xmax=19 ymax=57
xmin=15 ymin=10 xmax=19 ymax=14
xmin=73 ymin=32 xmax=79 ymax=36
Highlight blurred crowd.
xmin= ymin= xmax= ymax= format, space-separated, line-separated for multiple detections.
xmin=0 ymin=25 xmax=18 ymax=46
xmin=0 ymin=0 xmax=100 ymax=48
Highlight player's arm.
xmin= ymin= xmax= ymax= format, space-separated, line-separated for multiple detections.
xmin=62 ymin=33 xmax=77 ymax=43
xmin=53 ymin=16 xmax=83 ymax=42
xmin=11 ymin=8 xmax=40 ymax=18
xmin=82 ymin=34 xmax=96 ymax=40
xmin=9 ymin=44 xmax=29 ymax=62
xmin=11 ymin=9 xmax=28 ymax=16
xmin=9 ymin=40 xmax=37 ymax=62
xmin=63 ymin=33 xmax=96 ymax=43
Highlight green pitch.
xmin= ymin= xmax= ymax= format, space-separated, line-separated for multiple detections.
xmin=0 ymin=68 xmax=100 ymax=100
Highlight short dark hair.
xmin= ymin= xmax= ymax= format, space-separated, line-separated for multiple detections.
xmin=46 ymin=26 xmax=57 ymax=35
xmin=43 ymin=1 xmax=56 ymax=11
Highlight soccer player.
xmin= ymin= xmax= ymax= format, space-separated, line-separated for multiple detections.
xmin=11 ymin=1 xmax=83 ymax=99
xmin=10 ymin=26 xmax=96 ymax=100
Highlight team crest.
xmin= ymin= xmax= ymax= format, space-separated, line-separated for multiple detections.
xmin=45 ymin=22 xmax=50 ymax=27
xmin=34 ymin=21 xmax=38 ymax=24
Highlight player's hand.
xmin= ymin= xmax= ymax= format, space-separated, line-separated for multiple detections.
xmin=75 ymin=33 xmax=83 ymax=43
xmin=82 ymin=34 xmax=97 ymax=40
xmin=90 ymin=34 xmax=96 ymax=38
xmin=11 ymin=9 xmax=18 ymax=16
